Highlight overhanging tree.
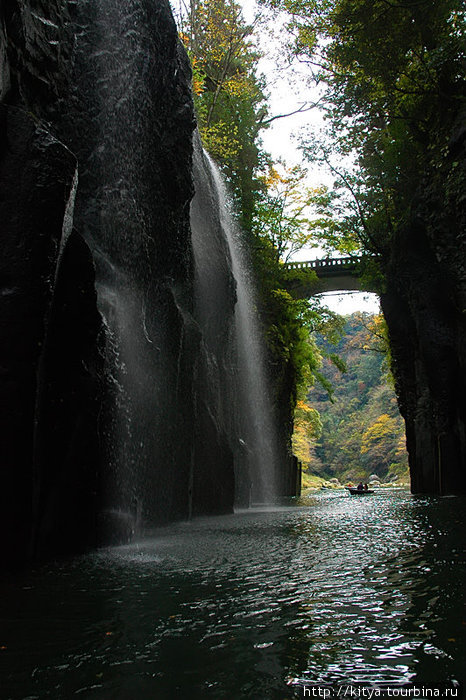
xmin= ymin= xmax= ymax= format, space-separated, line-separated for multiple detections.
xmin=262 ymin=0 xmax=466 ymax=260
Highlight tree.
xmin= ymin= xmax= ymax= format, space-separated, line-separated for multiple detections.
xmin=180 ymin=0 xmax=269 ymax=228
xmin=253 ymin=163 xmax=332 ymax=262
xmin=180 ymin=0 xmax=351 ymax=471
xmin=302 ymin=313 xmax=409 ymax=483
xmin=361 ymin=413 xmax=399 ymax=474
xmin=264 ymin=0 xmax=466 ymax=262
xmin=292 ymin=399 xmax=322 ymax=466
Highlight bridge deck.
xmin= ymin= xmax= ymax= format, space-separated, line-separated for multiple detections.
xmin=284 ymin=256 xmax=376 ymax=295
xmin=284 ymin=256 xmax=362 ymax=275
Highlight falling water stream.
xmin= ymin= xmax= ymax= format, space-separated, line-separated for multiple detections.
xmin=5 ymin=2 xmax=464 ymax=696
xmin=206 ymin=153 xmax=280 ymax=503
xmin=191 ymin=143 xmax=280 ymax=504
xmin=69 ymin=0 xmax=171 ymax=528
xmin=71 ymin=0 xmax=280 ymax=522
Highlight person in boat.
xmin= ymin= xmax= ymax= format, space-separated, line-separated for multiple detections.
xmin=357 ymin=482 xmax=364 ymax=491
xmin=364 ymin=483 xmax=369 ymax=491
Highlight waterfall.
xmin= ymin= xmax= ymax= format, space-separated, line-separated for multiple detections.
xmin=191 ymin=139 xmax=280 ymax=504
xmin=1 ymin=0 xmax=290 ymax=561
xmin=60 ymin=0 xmax=278 ymax=534
xmin=67 ymin=0 xmax=198 ymax=534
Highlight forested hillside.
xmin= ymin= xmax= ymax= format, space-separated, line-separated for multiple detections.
xmin=294 ymin=313 xmax=409 ymax=485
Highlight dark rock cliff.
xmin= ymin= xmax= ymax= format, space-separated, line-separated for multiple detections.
xmin=0 ymin=104 xmax=103 ymax=564
xmin=0 ymin=0 xmax=236 ymax=565
xmin=381 ymin=111 xmax=466 ymax=495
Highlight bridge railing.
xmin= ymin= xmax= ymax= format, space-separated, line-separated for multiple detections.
xmin=284 ymin=256 xmax=362 ymax=271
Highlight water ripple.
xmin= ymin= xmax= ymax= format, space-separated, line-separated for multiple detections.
xmin=0 ymin=490 xmax=465 ymax=698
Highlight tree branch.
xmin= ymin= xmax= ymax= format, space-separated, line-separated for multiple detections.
xmin=259 ymin=100 xmax=323 ymax=126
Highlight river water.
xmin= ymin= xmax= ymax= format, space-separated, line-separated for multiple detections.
xmin=1 ymin=490 xmax=465 ymax=699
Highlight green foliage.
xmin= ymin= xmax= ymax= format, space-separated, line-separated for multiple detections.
xmin=299 ymin=313 xmax=409 ymax=482
xmin=181 ymin=0 xmax=354 ymax=451
xmin=301 ymin=472 xmax=326 ymax=489
xmin=293 ymin=399 xmax=323 ymax=465
xmin=264 ymin=0 xmax=466 ymax=260
xmin=180 ymin=0 xmax=463 ymax=487
xmin=361 ymin=413 xmax=400 ymax=471
xmin=252 ymin=164 xmax=332 ymax=262
xmin=180 ymin=0 xmax=269 ymax=229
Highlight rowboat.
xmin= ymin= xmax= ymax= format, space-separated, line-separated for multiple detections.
xmin=347 ymin=487 xmax=374 ymax=495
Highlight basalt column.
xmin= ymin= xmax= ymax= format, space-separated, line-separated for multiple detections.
xmin=0 ymin=0 xmax=237 ymax=564
xmin=381 ymin=114 xmax=466 ymax=495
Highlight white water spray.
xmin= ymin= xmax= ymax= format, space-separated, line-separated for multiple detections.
xmin=192 ymin=145 xmax=280 ymax=503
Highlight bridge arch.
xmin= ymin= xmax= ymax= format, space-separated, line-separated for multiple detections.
xmin=284 ymin=256 xmax=378 ymax=296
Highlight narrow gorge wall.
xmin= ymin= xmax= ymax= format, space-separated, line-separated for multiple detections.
xmin=381 ymin=113 xmax=466 ymax=495
xmin=0 ymin=0 xmax=240 ymax=566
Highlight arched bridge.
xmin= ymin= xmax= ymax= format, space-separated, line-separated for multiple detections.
xmin=284 ymin=255 xmax=376 ymax=296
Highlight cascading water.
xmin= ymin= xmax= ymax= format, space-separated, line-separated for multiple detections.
xmin=66 ymin=0 xmax=197 ymax=535
xmin=1 ymin=0 xmax=292 ymax=561
xmin=54 ymin=0 xmax=279 ymax=535
xmin=191 ymin=140 xmax=280 ymax=504
xmin=76 ymin=0 xmax=164 ymax=535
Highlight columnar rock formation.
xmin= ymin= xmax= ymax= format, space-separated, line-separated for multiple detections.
xmin=0 ymin=0 xmax=238 ymax=565
xmin=381 ymin=113 xmax=466 ymax=495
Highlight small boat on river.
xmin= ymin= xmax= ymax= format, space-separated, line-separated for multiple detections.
xmin=347 ymin=487 xmax=375 ymax=495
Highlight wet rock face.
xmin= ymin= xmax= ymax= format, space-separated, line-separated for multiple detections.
xmin=1 ymin=0 xmax=237 ymax=564
xmin=57 ymin=0 xmax=203 ymax=527
xmin=62 ymin=0 xmax=196 ymax=280
xmin=1 ymin=1 xmax=72 ymax=113
xmin=0 ymin=106 xmax=103 ymax=565
xmin=381 ymin=113 xmax=466 ymax=495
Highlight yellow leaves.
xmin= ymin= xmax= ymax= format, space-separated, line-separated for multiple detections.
xmin=192 ymin=74 xmax=205 ymax=96
xmin=185 ymin=0 xmax=265 ymax=159
xmin=189 ymin=57 xmax=206 ymax=96
xmin=262 ymin=163 xmax=309 ymax=194
xmin=200 ymin=121 xmax=241 ymax=161
xmin=395 ymin=433 xmax=407 ymax=460
xmin=264 ymin=165 xmax=289 ymax=188
xmin=292 ymin=422 xmax=312 ymax=466
xmin=361 ymin=414 xmax=397 ymax=454
xmin=348 ymin=313 xmax=389 ymax=355
xmin=223 ymin=74 xmax=255 ymax=99
xmin=179 ymin=32 xmax=190 ymax=47
xmin=294 ymin=401 xmax=322 ymax=439
xmin=193 ymin=0 xmax=250 ymax=73
xmin=292 ymin=402 xmax=322 ymax=467
xmin=256 ymin=162 xmax=328 ymax=262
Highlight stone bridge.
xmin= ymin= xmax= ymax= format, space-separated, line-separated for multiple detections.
xmin=284 ymin=255 xmax=376 ymax=295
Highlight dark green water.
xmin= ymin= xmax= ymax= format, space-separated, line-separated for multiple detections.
xmin=1 ymin=490 xmax=465 ymax=699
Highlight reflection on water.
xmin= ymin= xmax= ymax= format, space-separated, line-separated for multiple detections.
xmin=0 ymin=490 xmax=465 ymax=699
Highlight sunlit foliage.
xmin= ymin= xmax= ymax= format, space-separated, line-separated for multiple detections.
xmin=179 ymin=0 xmax=268 ymax=228
xmin=179 ymin=0 xmax=349 ymax=448
xmin=262 ymin=0 xmax=466 ymax=264
xmin=300 ymin=313 xmax=409 ymax=482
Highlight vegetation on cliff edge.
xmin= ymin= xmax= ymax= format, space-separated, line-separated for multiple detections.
xmin=176 ymin=0 xmax=464 ymax=480
xmin=177 ymin=0 xmax=342 ymax=436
